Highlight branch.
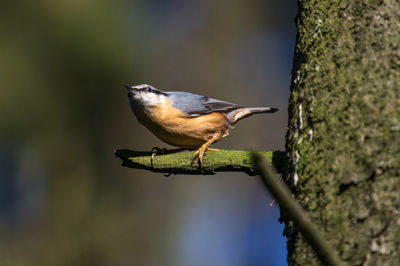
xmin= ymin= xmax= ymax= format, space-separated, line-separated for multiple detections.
xmin=115 ymin=149 xmax=285 ymax=175
xmin=251 ymin=152 xmax=344 ymax=266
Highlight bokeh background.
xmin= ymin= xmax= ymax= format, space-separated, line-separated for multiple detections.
xmin=0 ymin=0 xmax=296 ymax=265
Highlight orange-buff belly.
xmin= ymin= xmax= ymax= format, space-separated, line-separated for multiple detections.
xmin=135 ymin=99 xmax=231 ymax=148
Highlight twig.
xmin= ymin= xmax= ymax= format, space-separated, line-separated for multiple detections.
xmin=251 ymin=152 xmax=344 ymax=266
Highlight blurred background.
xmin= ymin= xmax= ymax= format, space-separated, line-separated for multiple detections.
xmin=0 ymin=0 xmax=296 ymax=265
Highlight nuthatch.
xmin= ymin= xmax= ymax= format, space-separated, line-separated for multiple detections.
xmin=126 ymin=84 xmax=278 ymax=168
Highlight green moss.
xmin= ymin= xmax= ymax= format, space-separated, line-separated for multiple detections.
xmin=286 ymin=0 xmax=400 ymax=265
xmin=115 ymin=149 xmax=285 ymax=175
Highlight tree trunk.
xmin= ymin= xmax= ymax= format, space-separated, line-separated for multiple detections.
xmin=285 ymin=0 xmax=400 ymax=265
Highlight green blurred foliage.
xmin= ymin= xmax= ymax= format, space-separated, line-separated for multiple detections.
xmin=0 ymin=1 xmax=149 ymax=265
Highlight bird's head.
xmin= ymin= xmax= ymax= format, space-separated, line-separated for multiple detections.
xmin=125 ymin=84 xmax=167 ymax=107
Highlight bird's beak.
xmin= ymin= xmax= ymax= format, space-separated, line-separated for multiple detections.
xmin=125 ymin=84 xmax=135 ymax=93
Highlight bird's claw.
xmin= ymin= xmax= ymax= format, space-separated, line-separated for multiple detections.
xmin=151 ymin=147 xmax=166 ymax=167
xmin=191 ymin=147 xmax=206 ymax=169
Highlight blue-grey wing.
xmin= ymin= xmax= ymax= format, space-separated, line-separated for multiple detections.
xmin=166 ymin=91 xmax=243 ymax=117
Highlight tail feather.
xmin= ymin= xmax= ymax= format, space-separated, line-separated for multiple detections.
xmin=246 ymin=107 xmax=278 ymax=114
xmin=228 ymin=107 xmax=278 ymax=124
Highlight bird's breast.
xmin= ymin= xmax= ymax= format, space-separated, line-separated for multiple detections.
xmin=131 ymin=98 xmax=231 ymax=148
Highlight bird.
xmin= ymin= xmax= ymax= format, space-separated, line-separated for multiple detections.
xmin=126 ymin=84 xmax=278 ymax=168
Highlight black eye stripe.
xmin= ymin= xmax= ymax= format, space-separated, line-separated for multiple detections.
xmin=146 ymin=87 xmax=167 ymax=96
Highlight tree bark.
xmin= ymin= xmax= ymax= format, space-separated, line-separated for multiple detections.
xmin=285 ymin=0 xmax=400 ymax=265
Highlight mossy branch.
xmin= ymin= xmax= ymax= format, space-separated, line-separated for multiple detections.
xmin=115 ymin=149 xmax=286 ymax=175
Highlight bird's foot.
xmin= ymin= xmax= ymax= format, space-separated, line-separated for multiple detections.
xmin=151 ymin=147 xmax=167 ymax=167
xmin=191 ymin=145 xmax=209 ymax=169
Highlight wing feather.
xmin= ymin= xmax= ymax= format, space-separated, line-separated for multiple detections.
xmin=166 ymin=91 xmax=242 ymax=117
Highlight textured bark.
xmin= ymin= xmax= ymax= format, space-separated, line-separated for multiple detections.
xmin=285 ymin=0 xmax=400 ymax=265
